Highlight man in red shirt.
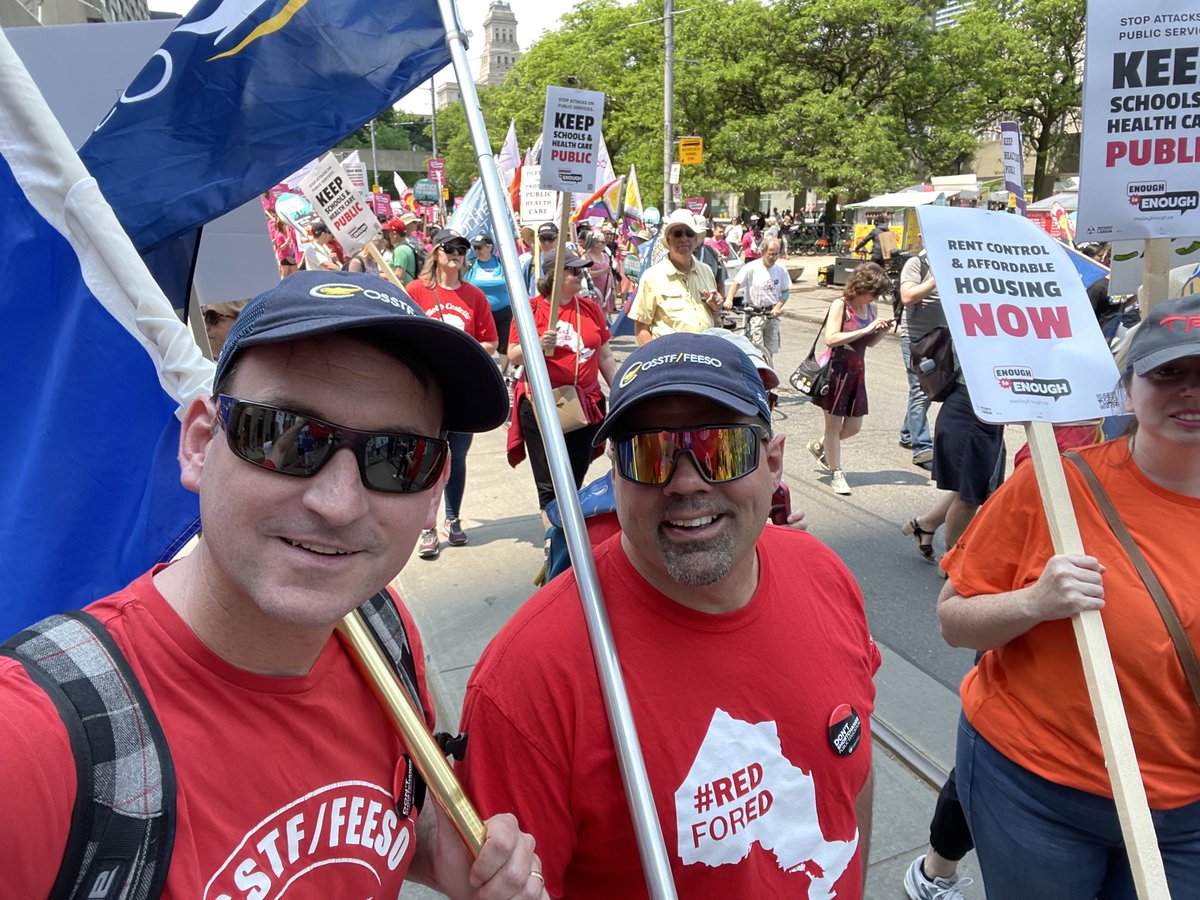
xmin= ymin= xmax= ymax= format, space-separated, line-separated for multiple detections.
xmin=458 ymin=332 xmax=878 ymax=899
xmin=0 ymin=272 xmax=545 ymax=898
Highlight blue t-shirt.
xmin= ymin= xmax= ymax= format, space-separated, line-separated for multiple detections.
xmin=466 ymin=256 xmax=511 ymax=311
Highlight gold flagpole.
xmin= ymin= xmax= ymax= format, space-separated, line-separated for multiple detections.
xmin=336 ymin=611 xmax=486 ymax=855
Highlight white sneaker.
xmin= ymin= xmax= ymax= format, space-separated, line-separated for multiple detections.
xmin=830 ymin=469 xmax=851 ymax=495
xmin=806 ymin=439 xmax=831 ymax=471
xmin=903 ymin=855 xmax=972 ymax=900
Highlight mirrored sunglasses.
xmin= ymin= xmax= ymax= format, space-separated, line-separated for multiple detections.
xmin=614 ymin=424 xmax=766 ymax=486
xmin=217 ymin=396 xmax=448 ymax=493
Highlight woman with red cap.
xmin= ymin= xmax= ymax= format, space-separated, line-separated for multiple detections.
xmin=406 ymin=228 xmax=499 ymax=559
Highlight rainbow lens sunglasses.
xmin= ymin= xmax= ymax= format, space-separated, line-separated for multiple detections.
xmin=614 ymin=424 xmax=767 ymax=486
xmin=217 ymin=396 xmax=448 ymax=493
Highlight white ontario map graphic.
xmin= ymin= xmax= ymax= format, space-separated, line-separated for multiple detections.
xmin=674 ymin=708 xmax=858 ymax=900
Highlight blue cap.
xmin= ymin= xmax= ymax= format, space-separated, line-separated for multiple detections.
xmin=592 ymin=332 xmax=772 ymax=445
xmin=213 ymin=272 xmax=507 ymax=433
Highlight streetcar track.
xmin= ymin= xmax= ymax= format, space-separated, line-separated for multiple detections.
xmin=871 ymin=715 xmax=948 ymax=791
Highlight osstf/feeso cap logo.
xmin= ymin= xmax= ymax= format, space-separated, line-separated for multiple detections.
xmin=619 ymin=361 xmax=643 ymax=387
xmin=309 ymin=283 xmax=363 ymax=298
xmin=308 ymin=283 xmax=419 ymax=315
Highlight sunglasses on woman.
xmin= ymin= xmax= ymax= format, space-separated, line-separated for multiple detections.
xmin=217 ymin=396 xmax=448 ymax=493
xmin=613 ymin=424 xmax=767 ymax=486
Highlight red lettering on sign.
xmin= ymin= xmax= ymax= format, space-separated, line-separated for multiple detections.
xmin=961 ymin=303 xmax=1073 ymax=339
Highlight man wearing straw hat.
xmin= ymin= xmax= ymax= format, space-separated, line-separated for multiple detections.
xmin=0 ymin=272 xmax=545 ymax=898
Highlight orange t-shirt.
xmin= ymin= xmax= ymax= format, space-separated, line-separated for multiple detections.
xmin=945 ymin=437 xmax=1200 ymax=809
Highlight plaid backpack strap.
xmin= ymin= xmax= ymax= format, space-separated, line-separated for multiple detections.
xmin=354 ymin=590 xmax=444 ymax=810
xmin=0 ymin=611 xmax=175 ymax=900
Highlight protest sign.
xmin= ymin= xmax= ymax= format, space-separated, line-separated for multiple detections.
xmin=427 ymin=157 xmax=445 ymax=183
xmin=343 ymin=158 xmax=368 ymax=193
xmin=916 ymin=206 xmax=1122 ymax=424
xmin=274 ymin=191 xmax=318 ymax=256
xmin=917 ymin=206 xmax=1169 ymax=899
xmin=520 ymin=164 xmax=557 ymax=223
xmin=413 ymin=178 xmax=440 ymax=207
xmin=540 ymin=86 xmax=604 ymax=193
xmin=1111 ymin=236 xmax=1200 ymax=294
xmin=1000 ymin=121 xmax=1027 ymax=216
xmin=298 ymin=153 xmax=380 ymax=255
xmin=1077 ymin=1 xmax=1200 ymax=240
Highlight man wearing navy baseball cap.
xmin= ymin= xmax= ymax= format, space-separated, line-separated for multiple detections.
xmin=458 ymin=332 xmax=880 ymax=898
xmin=0 ymin=272 xmax=547 ymax=898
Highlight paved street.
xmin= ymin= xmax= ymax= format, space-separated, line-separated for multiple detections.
xmin=397 ymin=257 xmax=1005 ymax=898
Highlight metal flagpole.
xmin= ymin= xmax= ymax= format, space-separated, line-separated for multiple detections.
xmin=434 ymin=1 xmax=678 ymax=896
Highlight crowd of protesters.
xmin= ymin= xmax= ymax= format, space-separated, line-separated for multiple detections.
xmin=165 ymin=193 xmax=1200 ymax=900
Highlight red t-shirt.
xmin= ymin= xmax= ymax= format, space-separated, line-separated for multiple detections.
xmin=508 ymin=294 xmax=611 ymax=390
xmin=0 ymin=569 xmax=435 ymax=897
xmin=458 ymin=529 xmax=879 ymax=899
xmin=406 ymin=280 xmax=498 ymax=345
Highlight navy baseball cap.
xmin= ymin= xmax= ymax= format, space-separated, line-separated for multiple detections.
xmin=592 ymin=332 xmax=772 ymax=445
xmin=1126 ymin=294 xmax=1200 ymax=376
xmin=213 ymin=272 xmax=507 ymax=433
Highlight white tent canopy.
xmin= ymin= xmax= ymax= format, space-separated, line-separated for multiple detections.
xmin=845 ymin=192 xmax=943 ymax=209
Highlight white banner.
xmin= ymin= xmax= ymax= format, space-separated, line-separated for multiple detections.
xmin=916 ymin=206 xmax=1122 ymax=424
xmin=1077 ymin=1 xmax=1200 ymax=240
xmin=1000 ymin=121 xmax=1026 ymax=216
xmin=540 ymin=85 xmax=604 ymax=193
xmin=520 ymin=164 xmax=558 ymax=223
xmin=298 ymin=152 xmax=381 ymax=255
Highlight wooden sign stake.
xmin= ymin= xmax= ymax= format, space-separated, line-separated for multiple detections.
xmin=544 ymin=196 xmax=572 ymax=354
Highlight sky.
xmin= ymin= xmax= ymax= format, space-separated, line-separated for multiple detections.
xmin=146 ymin=0 xmax=579 ymax=114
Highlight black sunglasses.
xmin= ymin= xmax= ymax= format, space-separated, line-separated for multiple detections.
xmin=217 ymin=396 xmax=448 ymax=493
xmin=538 ymin=235 xmax=556 ymax=242
xmin=667 ymin=229 xmax=696 ymax=239
xmin=439 ymin=244 xmax=468 ymax=256
xmin=203 ymin=309 xmax=236 ymax=327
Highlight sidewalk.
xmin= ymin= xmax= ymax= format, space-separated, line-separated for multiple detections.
xmin=392 ymin=391 xmax=985 ymax=897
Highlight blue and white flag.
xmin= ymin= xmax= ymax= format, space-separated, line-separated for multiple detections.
xmin=79 ymin=0 xmax=451 ymax=251
xmin=0 ymin=31 xmax=213 ymax=639
xmin=447 ymin=179 xmax=517 ymax=246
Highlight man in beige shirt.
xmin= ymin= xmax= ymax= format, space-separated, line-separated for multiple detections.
xmin=630 ymin=209 xmax=720 ymax=345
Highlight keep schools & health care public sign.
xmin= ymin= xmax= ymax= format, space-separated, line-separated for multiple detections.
xmin=1076 ymin=0 xmax=1200 ymax=240
xmin=916 ymin=207 xmax=1122 ymax=424
xmin=540 ymin=86 xmax=605 ymax=193
xmin=298 ymin=152 xmax=381 ymax=255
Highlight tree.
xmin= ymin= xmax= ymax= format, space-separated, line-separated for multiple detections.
xmin=427 ymin=0 xmax=991 ymax=210
xmin=339 ymin=108 xmax=432 ymax=153
xmin=946 ymin=0 xmax=1086 ymax=200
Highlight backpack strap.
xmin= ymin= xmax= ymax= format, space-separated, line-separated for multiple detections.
xmin=353 ymin=590 xmax=442 ymax=809
xmin=0 ymin=611 xmax=175 ymax=900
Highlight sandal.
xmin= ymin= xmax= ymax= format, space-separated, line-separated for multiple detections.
xmin=901 ymin=519 xmax=937 ymax=564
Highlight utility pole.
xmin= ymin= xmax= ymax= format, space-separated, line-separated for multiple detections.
xmin=429 ymin=79 xmax=439 ymax=157
xmin=368 ymin=120 xmax=379 ymax=190
xmin=662 ymin=0 xmax=674 ymax=213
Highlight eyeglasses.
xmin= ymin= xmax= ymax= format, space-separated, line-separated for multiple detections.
xmin=217 ymin=396 xmax=448 ymax=493
xmin=440 ymin=245 xmax=468 ymax=257
xmin=667 ymin=230 xmax=696 ymax=240
xmin=203 ymin=310 xmax=237 ymax=327
xmin=613 ymin=424 xmax=766 ymax=486
xmin=538 ymin=235 xmax=556 ymax=243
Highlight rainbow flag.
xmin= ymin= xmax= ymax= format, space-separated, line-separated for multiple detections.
xmin=572 ymin=177 xmax=623 ymax=223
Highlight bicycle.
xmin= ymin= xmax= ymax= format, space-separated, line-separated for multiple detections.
xmin=737 ymin=305 xmax=780 ymax=365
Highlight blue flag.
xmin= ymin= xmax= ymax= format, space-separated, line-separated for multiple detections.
xmin=0 ymin=33 xmax=212 ymax=639
xmin=79 ymin=0 xmax=450 ymax=251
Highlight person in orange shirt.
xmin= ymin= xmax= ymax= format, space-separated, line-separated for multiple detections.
xmin=937 ymin=295 xmax=1200 ymax=899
